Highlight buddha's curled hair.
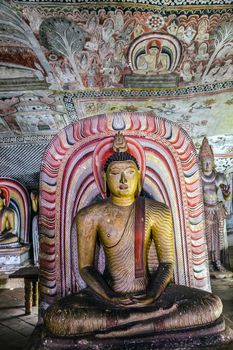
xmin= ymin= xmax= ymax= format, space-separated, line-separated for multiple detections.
xmin=104 ymin=152 xmax=139 ymax=172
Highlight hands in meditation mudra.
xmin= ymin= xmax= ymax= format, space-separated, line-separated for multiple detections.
xmin=44 ymin=132 xmax=222 ymax=339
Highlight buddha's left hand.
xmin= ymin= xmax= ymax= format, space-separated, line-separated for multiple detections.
xmin=129 ymin=262 xmax=174 ymax=306
xmin=107 ymin=294 xmax=136 ymax=307
xmin=129 ymin=294 xmax=156 ymax=306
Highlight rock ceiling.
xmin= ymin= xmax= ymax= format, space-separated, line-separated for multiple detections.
xmin=0 ymin=0 xmax=233 ymax=186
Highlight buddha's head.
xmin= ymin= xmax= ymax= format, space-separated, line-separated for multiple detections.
xmin=148 ymin=47 xmax=159 ymax=56
xmin=146 ymin=40 xmax=160 ymax=56
xmin=104 ymin=132 xmax=141 ymax=199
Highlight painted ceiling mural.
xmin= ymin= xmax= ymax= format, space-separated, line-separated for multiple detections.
xmin=0 ymin=1 xmax=232 ymax=90
xmin=63 ymin=88 xmax=233 ymax=171
xmin=0 ymin=0 xmax=232 ymax=187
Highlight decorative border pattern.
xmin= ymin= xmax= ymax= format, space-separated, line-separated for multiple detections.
xmin=0 ymin=135 xmax=52 ymax=145
xmin=39 ymin=112 xmax=210 ymax=310
xmin=9 ymin=3 xmax=232 ymax=91
xmin=13 ymin=0 xmax=233 ymax=6
xmin=63 ymin=83 xmax=233 ymax=122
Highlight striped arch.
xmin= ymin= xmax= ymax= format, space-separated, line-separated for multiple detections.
xmin=0 ymin=178 xmax=30 ymax=243
xmin=39 ymin=113 xmax=210 ymax=310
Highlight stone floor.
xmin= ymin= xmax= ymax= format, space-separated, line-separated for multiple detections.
xmin=0 ymin=288 xmax=38 ymax=350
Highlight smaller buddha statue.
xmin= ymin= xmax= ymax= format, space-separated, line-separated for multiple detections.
xmin=199 ymin=137 xmax=231 ymax=272
xmin=43 ymin=132 xmax=228 ymax=347
xmin=0 ymin=188 xmax=18 ymax=245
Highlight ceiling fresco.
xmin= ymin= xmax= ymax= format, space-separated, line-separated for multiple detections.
xmin=0 ymin=0 xmax=232 ymax=187
xmin=0 ymin=1 xmax=232 ymax=90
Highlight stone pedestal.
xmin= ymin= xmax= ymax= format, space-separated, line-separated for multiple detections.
xmin=0 ymin=244 xmax=30 ymax=273
xmin=28 ymin=318 xmax=233 ymax=350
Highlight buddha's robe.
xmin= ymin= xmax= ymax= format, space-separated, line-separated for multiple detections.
xmin=44 ymin=198 xmax=222 ymax=337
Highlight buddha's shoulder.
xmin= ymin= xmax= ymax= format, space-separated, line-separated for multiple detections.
xmin=145 ymin=198 xmax=171 ymax=215
xmin=76 ymin=199 xmax=110 ymax=220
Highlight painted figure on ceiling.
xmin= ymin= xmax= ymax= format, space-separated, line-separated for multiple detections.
xmin=195 ymin=43 xmax=210 ymax=61
xmin=0 ymin=188 xmax=18 ymax=245
xmin=199 ymin=137 xmax=231 ymax=272
xmin=178 ymin=25 xmax=196 ymax=45
xmin=102 ymin=18 xmax=115 ymax=45
xmin=194 ymin=62 xmax=204 ymax=81
xmin=180 ymin=60 xmax=193 ymax=82
xmin=136 ymin=40 xmax=169 ymax=74
xmin=133 ymin=23 xmax=145 ymax=38
xmin=195 ymin=19 xmax=209 ymax=43
xmin=167 ymin=19 xmax=179 ymax=36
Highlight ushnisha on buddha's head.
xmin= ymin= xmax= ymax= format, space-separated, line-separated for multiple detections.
xmin=104 ymin=132 xmax=141 ymax=202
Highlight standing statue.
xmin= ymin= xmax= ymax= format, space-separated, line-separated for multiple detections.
xmin=43 ymin=132 xmax=226 ymax=346
xmin=199 ymin=137 xmax=231 ymax=272
xmin=0 ymin=188 xmax=18 ymax=245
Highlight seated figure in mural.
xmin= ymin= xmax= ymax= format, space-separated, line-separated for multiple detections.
xmin=0 ymin=188 xmax=18 ymax=245
xmin=136 ymin=40 xmax=169 ymax=75
xmin=199 ymin=137 xmax=231 ymax=272
xmin=44 ymin=132 xmax=222 ymax=339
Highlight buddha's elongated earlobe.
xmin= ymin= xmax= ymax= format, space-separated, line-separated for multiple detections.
xmin=136 ymin=174 xmax=142 ymax=197
xmin=102 ymin=171 xmax=107 ymax=194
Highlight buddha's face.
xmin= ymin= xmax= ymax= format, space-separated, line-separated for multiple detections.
xmin=148 ymin=47 xmax=158 ymax=56
xmin=106 ymin=160 xmax=140 ymax=198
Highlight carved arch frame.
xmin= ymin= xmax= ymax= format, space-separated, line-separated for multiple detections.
xmin=39 ymin=112 xmax=210 ymax=310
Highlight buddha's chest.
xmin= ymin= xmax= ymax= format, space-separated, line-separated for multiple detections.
xmin=97 ymin=206 xmax=151 ymax=248
xmin=98 ymin=209 xmax=131 ymax=247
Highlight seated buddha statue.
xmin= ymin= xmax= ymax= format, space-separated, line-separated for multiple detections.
xmin=44 ymin=132 xmax=224 ymax=341
xmin=0 ymin=188 xmax=18 ymax=245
